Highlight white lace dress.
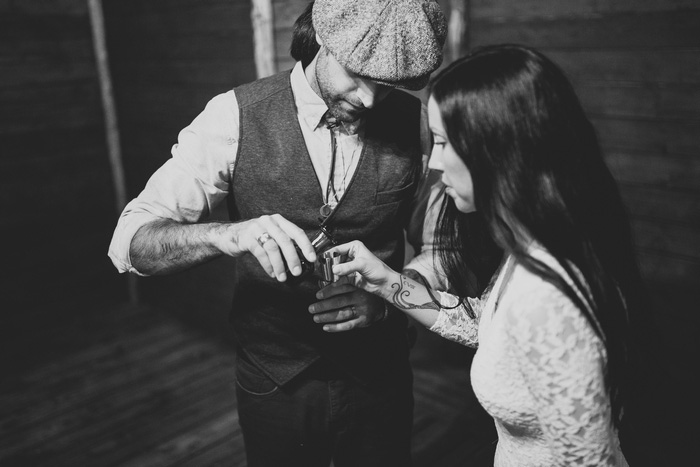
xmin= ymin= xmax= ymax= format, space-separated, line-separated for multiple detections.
xmin=430 ymin=248 xmax=628 ymax=467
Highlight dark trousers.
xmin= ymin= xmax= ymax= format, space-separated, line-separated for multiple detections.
xmin=235 ymin=353 xmax=414 ymax=467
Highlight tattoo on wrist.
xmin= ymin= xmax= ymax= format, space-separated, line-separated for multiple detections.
xmin=390 ymin=275 xmax=440 ymax=311
xmin=401 ymin=268 xmax=424 ymax=283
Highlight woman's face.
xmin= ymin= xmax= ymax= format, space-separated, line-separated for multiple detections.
xmin=427 ymin=96 xmax=476 ymax=213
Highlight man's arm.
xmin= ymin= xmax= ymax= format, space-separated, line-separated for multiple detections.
xmin=108 ymin=91 xmax=238 ymax=275
xmin=108 ymin=90 xmax=315 ymax=281
xmin=129 ymin=219 xmax=222 ymax=275
xmin=130 ymin=215 xmax=316 ymax=282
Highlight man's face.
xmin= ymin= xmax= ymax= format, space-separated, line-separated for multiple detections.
xmin=314 ymin=47 xmax=393 ymax=123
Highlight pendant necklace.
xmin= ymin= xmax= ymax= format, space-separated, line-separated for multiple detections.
xmin=337 ymin=135 xmax=359 ymax=195
xmin=319 ymin=128 xmax=338 ymax=219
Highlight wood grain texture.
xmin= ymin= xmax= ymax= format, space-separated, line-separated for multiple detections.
xmin=471 ymin=0 xmax=700 ymax=19
xmin=606 ymin=151 xmax=700 ymax=191
xmin=1 ymin=0 xmax=125 ymax=308
xmin=456 ymin=0 xmax=700 ymax=286
xmin=471 ymin=10 xmax=700 ymax=48
xmin=0 ymin=304 xmax=500 ymax=467
xmin=2 ymin=301 xmax=692 ymax=465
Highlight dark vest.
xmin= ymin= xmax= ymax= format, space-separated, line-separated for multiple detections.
xmin=228 ymin=70 xmax=423 ymax=386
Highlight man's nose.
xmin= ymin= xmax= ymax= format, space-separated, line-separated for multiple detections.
xmin=355 ymin=86 xmax=376 ymax=109
xmin=355 ymin=81 xmax=389 ymax=109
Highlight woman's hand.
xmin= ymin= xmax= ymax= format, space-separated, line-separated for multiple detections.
xmin=331 ymin=240 xmax=446 ymax=330
xmin=329 ymin=240 xmax=401 ymax=301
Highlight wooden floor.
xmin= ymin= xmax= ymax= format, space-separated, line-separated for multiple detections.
xmin=2 ymin=285 xmax=695 ymax=466
xmin=1 ymin=301 xmax=496 ymax=467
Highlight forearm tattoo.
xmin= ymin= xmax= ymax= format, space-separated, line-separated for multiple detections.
xmin=391 ymin=275 xmax=441 ymax=311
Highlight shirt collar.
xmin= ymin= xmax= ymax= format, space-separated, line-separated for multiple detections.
xmin=290 ymin=62 xmax=329 ymax=131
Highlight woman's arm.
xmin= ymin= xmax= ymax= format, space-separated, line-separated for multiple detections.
xmin=331 ymin=240 xmax=480 ymax=346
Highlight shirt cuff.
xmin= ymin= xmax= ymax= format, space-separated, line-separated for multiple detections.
xmin=107 ymin=211 xmax=156 ymax=276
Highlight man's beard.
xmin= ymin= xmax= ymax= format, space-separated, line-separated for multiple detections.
xmin=326 ymin=98 xmax=364 ymax=124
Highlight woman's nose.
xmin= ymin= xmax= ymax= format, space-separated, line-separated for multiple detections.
xmin=428 ymin=152 xmax=442 ymax=171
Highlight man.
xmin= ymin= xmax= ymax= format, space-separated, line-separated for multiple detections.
xmin=109 ymin=1 xmax=447 ymax=466
xmin=288 ymin=0 xmax=449 ymax=289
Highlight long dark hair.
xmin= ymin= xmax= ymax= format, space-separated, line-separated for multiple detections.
xmin=430 ymin=44 xmax=643 ymax=427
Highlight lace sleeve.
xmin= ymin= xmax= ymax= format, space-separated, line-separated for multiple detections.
xmin=504 ymin=283 xmax=621 ymax=466
xmin=428 ymin=291 xmax=481 ymax=348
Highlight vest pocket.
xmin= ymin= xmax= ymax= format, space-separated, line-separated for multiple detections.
xmin=236 ymin=353 xmax=279 ymax=397
xmin=375 ymin=181 xmax=415 ymax=206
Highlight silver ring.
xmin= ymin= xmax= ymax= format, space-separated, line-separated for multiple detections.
xmin=256 ymin=232 xmax=272 ymax=248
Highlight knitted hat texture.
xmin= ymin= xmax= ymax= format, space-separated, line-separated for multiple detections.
xmin=312 ymin=0 xmax=447 ymax=90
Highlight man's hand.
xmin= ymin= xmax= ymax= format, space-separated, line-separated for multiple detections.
xmin=308 ymin=277 xmax=386 ymax=332
xmin=216 ymin=214 xmax=316 ymax=282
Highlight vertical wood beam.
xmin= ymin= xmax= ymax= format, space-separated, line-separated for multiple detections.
xmin=88 ymin=0 xmax=138 ymax=304
xmin=251 ymin=0 xmax=275 ymax=78
xmin=448 ymin=0 xmax=470 ymax=62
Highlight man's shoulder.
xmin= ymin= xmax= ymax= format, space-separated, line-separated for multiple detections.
xmin=234 ymin=70 xmax=293 ymax=108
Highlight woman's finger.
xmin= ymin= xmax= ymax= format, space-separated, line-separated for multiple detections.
xmin=328 ymin=240 xmax=366 ymax=258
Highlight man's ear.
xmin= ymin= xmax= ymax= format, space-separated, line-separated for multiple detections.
xmin=315 ymin=33 xmax=324 ymax=47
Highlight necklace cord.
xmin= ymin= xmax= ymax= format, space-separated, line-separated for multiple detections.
xmin=325 ymin=128 xmax=337 ymax=204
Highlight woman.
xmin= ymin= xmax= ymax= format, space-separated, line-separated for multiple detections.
xmin=321 ymin=45 xmax=641 ymax=466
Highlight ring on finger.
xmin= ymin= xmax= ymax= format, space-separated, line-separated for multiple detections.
xmin=256 ymin=232 xmax=272 ymax=248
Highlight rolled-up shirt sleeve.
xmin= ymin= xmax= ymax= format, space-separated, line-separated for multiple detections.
xmin=108 ymin=90 xmax=240 ymax=274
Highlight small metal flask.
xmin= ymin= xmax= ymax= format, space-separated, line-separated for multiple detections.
xmin=284 ymin=226 xmax=336 ymax=286
xmin=318 ymin=250 xmax=347 ymax=287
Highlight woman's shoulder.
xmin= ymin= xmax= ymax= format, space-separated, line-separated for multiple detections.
xmin=501 ymin=247 xmax=590 ymax=334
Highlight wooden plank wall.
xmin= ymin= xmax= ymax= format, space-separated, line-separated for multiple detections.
xmin=467 ymin=0 xmax=700 ymax=289
xmin=0 ymin=0 xmax=126 ymax=311
xmin=102 ymin=0 xmax=257 ymax=198
xmin=272 ymin=0 xmax=310 ymax=72
xmin=100 ymin=0 xmax=257 ymax=335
